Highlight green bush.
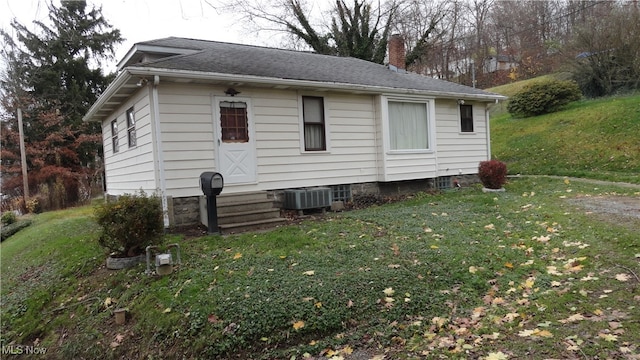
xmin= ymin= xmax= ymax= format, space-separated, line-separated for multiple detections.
xmin=2 ymin=211 xmax=17 ymax=225
xmin=507 ymin=79 xmax=582 ymax=117
xmin=478 ymin=160 xmax=508 ymax=189
xmin=1 ymin=219 xmax=33 ymax=242
xmin=94 ymin=191 xmax=164 ymax=257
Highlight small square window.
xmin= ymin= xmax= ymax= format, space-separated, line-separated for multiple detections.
xmin=460 ymin=104 xmax=474 ymax=132
xmin=111 ymin=120 xmax=119 ymax=153
xmin=126 ymin=107 xmax=136 ymax=147
xmin=302 ymin=96 xmax=326 ymax=151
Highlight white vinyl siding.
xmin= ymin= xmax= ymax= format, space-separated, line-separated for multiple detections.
xmin=151 ymin=84 xmax=378 ymax=196
xmin=157 ymin=85 xmax=215 ymax=197
xmin=102 ymin=90 xmax=156 ymax=195
xmin=435 ymin=100 xmax=489 ymax=176
xmin=380 ymin=95 xmax=437 ymax=181
xmin=101 ymin=82 xmax=493 ymax=199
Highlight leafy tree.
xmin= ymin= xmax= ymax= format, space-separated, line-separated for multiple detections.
xmin=569 ymin=6 xmax=640 ymax=97
xmin=219 ymin=0 xmax=396 ymax=64
xmin=0 ymin=0 xmax=122 ymax=210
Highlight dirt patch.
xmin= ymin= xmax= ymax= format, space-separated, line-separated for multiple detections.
xmin=566 ymin=195 xmax=640 ymax=228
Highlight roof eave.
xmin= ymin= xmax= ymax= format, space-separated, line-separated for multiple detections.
xmin=84 ymin=67 xmax=507 ymax=122
xmin=126 ymin=67 xmax=507 ymax=101
xmin=83 ymin=70 xmax=133 ymax=122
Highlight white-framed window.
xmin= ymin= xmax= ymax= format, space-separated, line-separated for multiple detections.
xmin=126 ymin=107 xmax=136 ymax=148
xmin=387 ymin=99 xmax=431 ymax=151
xmin=111 ymin=119 xmax=119 ymax=153
xmin=460 ymin=104 xmax=474 ymax=133
xmin=300 ymin=95 xmax=328 ymax=151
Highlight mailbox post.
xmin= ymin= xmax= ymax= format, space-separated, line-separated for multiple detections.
xmin=200 ymin=172 xmax=224 ymax=234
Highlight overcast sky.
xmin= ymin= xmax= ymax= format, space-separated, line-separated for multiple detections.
xmin=1 ymin=0 xmax=270 ymax=71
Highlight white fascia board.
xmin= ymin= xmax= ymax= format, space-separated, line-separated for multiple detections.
xmin=82 ymin=71 xmax=132 ymax=122
xmin=126 ymin=67 xmax=507 ymax=102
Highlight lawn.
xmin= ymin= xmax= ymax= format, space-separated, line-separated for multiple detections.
xmin=1 ymin=177 xmax=639 ymax=359
xmin=489 ymin=88 xmax=640 ymax=184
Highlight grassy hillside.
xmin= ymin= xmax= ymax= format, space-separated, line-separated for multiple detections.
xmin=2 ymin=178 xmax=640 ymax=359
xmin=488 ymin=82 xmax=640 ymax=183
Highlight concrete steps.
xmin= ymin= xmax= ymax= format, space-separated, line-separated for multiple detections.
xmin=201 ymin=191 xmax=286 ymax=234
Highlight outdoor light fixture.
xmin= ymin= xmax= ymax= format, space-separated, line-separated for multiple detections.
xmin=457 ymin=99 xmax=465 ymax=105
xmin=224 ymin=87 xmax=240 ymax=96
xmin=136 ymin=78 xmax=148 ymax=87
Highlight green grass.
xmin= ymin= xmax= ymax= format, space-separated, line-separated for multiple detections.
xmin=2 ymin=178 xmax=639 ymax=359
xmin=489 ymin=83 xmax=640 ymax=184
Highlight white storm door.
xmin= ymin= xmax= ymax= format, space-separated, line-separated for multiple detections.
xmin=214 ymin=97 xmax=257 ymax=184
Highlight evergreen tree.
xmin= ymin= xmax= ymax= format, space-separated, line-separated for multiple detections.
xmin=0 ymin=0 xmax=122 ymax=210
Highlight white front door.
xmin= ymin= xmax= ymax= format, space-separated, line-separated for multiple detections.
xmin=214 ymin=97 xmax=256 ymax=184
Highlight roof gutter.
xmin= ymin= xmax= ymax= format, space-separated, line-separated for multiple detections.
xmin=125 ymin=67 xmax=508 ymax=102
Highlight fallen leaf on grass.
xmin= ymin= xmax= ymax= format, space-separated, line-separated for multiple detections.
xmin=292 ymin=320 xmax=305 ymax=330
xmin=518 ymin=328 xmax=553 ymax=338
xmin=484 ymin=352 xmax=509 ymax=360
xmin=303 ymin=270 xmax=315 ymax=276
xmin=391 ymin=243 xmax=400 ymax=256
xmin=615 ymin=273 xmax=631 ymax=282
xmin=469 ymin=266 xmax=478 ymax=274
xmin=598 ymin=333 xmax=618 ymax=342
xmin=233 ymin=253 xmax=242 ymax=260
xmin=383 ymin=287 xmax=395 ymax=296
xmin=559 ymin=313 xmax=584 ymax=323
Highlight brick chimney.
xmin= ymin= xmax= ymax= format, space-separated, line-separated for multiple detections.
xmin=388 ymin=34 xmax=406 ymax=72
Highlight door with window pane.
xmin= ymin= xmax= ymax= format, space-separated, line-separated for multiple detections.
xmin=214 ymin=98 xmax=256 ymax=184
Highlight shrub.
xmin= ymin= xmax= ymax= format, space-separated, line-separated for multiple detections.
xmin=478 ymin=160 xmax=508 ymax=189
xmin=1 ymin=219 xmax=33 ymax=242
xmin=1 ymin=211 xmax=17 ymax=225
xmin=94 ymin=191 xmax=164 ymax=257
xmin=507 ymin=79 xmax=582 ymax=117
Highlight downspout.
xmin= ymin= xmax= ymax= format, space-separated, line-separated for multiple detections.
xmin=151 ymin=75 xmax=170 ymax=227
xmin=485 ymin=103 xmax=492 ymax=160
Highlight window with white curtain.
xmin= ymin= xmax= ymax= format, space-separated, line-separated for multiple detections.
xmin=388 ymin=101 xmax=429 ymax=150
xmin=302 ymin=96 xmax=326 ymax=151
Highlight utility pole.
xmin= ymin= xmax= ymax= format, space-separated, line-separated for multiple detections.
xmin=17 ymin=108 xmax=29 ymax=201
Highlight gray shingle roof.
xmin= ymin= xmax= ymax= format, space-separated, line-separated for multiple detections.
xmin=133 ymin=37 xmax=503 ymax=99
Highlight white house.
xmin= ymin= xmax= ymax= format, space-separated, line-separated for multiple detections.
xmin=84 ymin=37 xmax=506 ymax=231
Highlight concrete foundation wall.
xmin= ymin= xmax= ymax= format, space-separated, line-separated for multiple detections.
xmin=159 ymin=175 xmax=480 ymax=227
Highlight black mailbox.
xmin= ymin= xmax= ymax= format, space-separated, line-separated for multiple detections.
xmin=200 ymin=172 xmax=224 ymax=196
xmin=200 ymin=172 xmax=224 ymax=234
